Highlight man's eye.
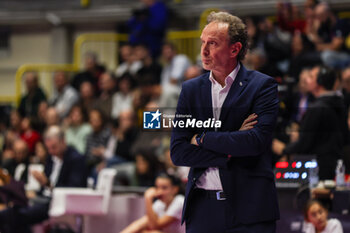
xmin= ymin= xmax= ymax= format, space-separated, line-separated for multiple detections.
xmin=210 ymin=41 xmax=216 ymax=45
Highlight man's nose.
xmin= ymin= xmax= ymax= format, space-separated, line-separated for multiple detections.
xmin=201 ymin=43 xmax=209 ymax=56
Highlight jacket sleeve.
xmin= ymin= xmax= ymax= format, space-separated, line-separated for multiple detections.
xmin=170 ymin=83 xmax=229 ymax=168
xmin=201 ymin=78 xmax=279 ymax=157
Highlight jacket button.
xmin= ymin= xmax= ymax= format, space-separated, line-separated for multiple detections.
xmin=192 ymin=178 xmax=196 ymax=183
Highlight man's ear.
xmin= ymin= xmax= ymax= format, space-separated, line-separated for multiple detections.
xmin=230 ymin=42 xmax=242 ymax=58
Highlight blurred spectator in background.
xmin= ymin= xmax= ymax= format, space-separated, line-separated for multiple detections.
xmin=111 ymin=74 xmax=135 ymax=119
xmin=163 ymin=148 xmax=189 ymax=183
xmin=132 ymin=101 xmax=168 ymax=155
xmin=101 ymin=110 xmax=138 ymax=169
xmin=39 ymin=125 xmax=87 ymax=189
xmin=244 ymin=48 xmax=284 ymax=79
xmin=71 ymin=52 xmax=105 ymax=94
xmin=2 ymin=139 xmax=30 ymax=183
xmin=33 ymin=141 xmax=47 ymax=165
xmin=302 ymin=199 xmax=343 ymax=233
xmin=95 ymin=72 xmax=117 ymax=118
xmin=135 ymin=44 xmax=162 ymax=85
xmin=78 ymin=81 xmax=98 ymax=114
xmin=341 ymin=66 xmax=350 ymax=111
xmin=9 ymin=109 xmax=22 ymax=135
xmin=121 ymin=173 xmax=185 ymax=233
xmin=65 ymin=104 xmax=92 ymax=155
xmin=50 ymin=71 xmax=79 ymax=119
xmin=260 ymin=17 xmax=291 ymax=77
xmin=184 ymin=65 xmax=203 ymax=81
xmin=161 ymin=42 xmax=191 ymax=89
xmin=288 ymin=31 xmax=321 ymax=80
xmin=128 ymin=0 xmax=168 ymax=58
xmin=276 ymin=1 xmax=306 ymax=34
xmin=45 ymin=106 xmax=60 ymax=128
xmin=115 ymin=44 xmax=143 ymax=78
xmin=134 ymin=80 xmax=161 ymax=112
xmin=273 ymin=66 xmax=348 ymax=180
xmin=310 ymin=2 xmax=350 ymax=69
xmin=85 ymin=108 xmax=111 ymax=170
xmin=18 ymin=72 xmax=46 ymax=118
xmin=244 ymin=16 xmax=261 ymax=50
xmin=20 ymin=117 xmax=41 ymax=155
xmin=284 ymin=68 xmax=315 ymax=124
xmin=34 ymin=101 xmax=49 ymax=134
xmin=2 ymin=110 xmax=22 ymax=151
xmin=134 ymin=148 xmax=164 ymax=187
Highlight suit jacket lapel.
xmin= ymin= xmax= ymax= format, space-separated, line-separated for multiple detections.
xmin=219 ymin=64 xmax=249 ymax=125
xmin=201 ymin=73 xmax=213 ymax=119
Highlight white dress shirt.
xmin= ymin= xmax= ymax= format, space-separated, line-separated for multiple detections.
xmin=196 ymin=63 xmax=240 ymax=190
xmin=49 ymin=156 xmax=63 ymax=187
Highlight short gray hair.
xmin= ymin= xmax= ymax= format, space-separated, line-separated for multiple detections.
xmin=44 ymin=125 xmax=65 ymax=140
xmin=207 ymin=11 xmax=248 ymax=61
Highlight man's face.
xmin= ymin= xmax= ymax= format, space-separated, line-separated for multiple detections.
xmin=200 ymin=22 xmax=234 ymax=74
xmin=307 ymin=203 xmax=328 ymax=231
xmin=44 ymin=137 xmax=64 ymax=157
xmin=162 ymin=45 xmax=174 ymax=62
xmin=25 ymin=73 xmax=37 ymax=92
xmin=315 ymin=5 xmax=329 ymax=23
xmin=54 ymin=72 xmax=67 ymax=91
xmin=307 ymin=66 xmax=320 ymax=93
xmin=13 ymin=141 xmax=28 ymax=163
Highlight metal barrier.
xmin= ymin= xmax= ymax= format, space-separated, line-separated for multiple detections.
xmin=13 ymin=64 xmax=78 ymax=105
xmin=8 ymin=30 xmax=201 ymax=106
xmin=73 ymin=33 xmax=127 ymax=70
xmin=73 ymin=31 xmax=201 ymax=70
xmin=199 ymin=8 xmax=220 ymax=31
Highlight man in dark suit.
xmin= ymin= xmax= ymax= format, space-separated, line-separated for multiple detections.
xmin=0 ymin=125 xmax=87 ymax=233
xmin=170 ymin=12 xmax=280 ymax=233
xmin=2 ymin=139 xmax=30 ymax=184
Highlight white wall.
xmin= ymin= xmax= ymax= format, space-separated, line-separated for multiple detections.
xmin=0 ymin=29 xmax=120 ymax=104
xmin=0 ymin=32 xmax=51 ymax=101
xmin=73 ymin=30 xmax=119 ymax=72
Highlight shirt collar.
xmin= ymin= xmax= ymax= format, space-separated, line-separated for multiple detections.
xmin=209 ymin=63 xmax=240 ymax=87
xmin=52 ymin=155 xmax=63 ymax=164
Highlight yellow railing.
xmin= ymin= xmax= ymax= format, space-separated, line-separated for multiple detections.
xmin=13 ymin=64 xmax=79 ymax=105
xmin=73 ymin=30 xmax=201 ymax=70
xmin=199 ymin=8 xmax=220 ymax=31
xmin=7 ymin=8 xmax=225 ymax=105
xmin=80 ymin=0 xmax=90 ymax=8
xmin=73 ymin=33 xmax=127 ymax=69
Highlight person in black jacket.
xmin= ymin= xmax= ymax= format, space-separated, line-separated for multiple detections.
xmin=273 ymin=65 xmax=348 ymax=180
xmin=2 ymin=139 xmax=30 ymax=184
xmin=18 ymin=72 xmax=46 ymax=118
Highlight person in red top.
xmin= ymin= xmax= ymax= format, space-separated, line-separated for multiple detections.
xmin=20 ymin=117 xmax=41 ymax=155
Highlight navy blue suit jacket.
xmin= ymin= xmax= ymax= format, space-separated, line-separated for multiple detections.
xmin=170 ymin=65 xmax=280 ymax=225
xmin=44 ymin=146 xmax=87 ymax=188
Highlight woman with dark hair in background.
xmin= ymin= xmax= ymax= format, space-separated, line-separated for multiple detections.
xmin=85 ymin=108 xmax=111 ymax=170
xmin=134 ymin=148 xmax=164 ymax=187
xmin=121 ymin=173 xmax=185 ymax=233
xmin=302 ymin=199 xmax=343 ymax=233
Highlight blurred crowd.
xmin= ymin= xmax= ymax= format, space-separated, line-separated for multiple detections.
xmin=0 ymin=0 xmax=349 ymax=230
xmin=0 ymin=40 xmax=195 ymax=191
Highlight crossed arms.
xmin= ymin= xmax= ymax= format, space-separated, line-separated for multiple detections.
xmin=170 ymin=78 xmax=279 ymax=168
